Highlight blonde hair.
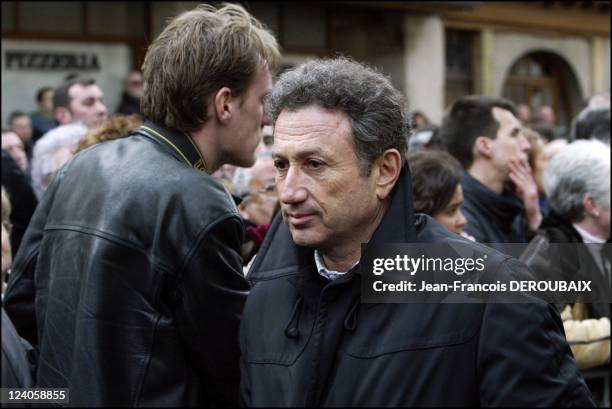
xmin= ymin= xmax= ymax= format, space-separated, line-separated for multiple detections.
xmin=141 ymin=3 xmax=280 ymax=132
xmin=523 ymin=127 xmax=544 ymax=172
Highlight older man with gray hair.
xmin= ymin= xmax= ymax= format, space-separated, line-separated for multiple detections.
xmin=239 ymin=56 xmax=594 ymax=407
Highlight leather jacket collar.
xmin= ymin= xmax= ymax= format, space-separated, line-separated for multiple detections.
xmin=135 ymin=120 xmax=209 ymax=173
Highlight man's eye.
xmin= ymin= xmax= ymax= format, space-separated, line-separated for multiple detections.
xmin=307 ymin=159 xmax=324 ymax=169
xmin=274 ymin=160 xmax=288 ymax=171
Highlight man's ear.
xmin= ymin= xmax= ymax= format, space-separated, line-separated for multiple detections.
xmin=374 ymin=148 xmax=402 ymax=201
xmin=583 ymin=195 xmax=601 ymax=218
xmin=213 ymin=87 xmax=235 ymax=123
xmin=474 ymin=136 xmax=493 ymax=159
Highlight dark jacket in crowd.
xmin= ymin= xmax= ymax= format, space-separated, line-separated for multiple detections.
xmin=116 ymin=92 xmax=141 ymax=116
xmin=29 ymin=111 xmax=57 ymax=144
xmin=239 ymin=167 xmax=594 ymax=407
xmin=3 ymin=121 xmax=250 ymax=407
xmin=2 ymin=308 xmax=36 ymax=390
xmin=461 ymin=171 xmax=528 ymax=244
xmin=1 ymin=149 xmax=38 ymax=256
xmin=521 ymin=211 xmax=610 ymax=319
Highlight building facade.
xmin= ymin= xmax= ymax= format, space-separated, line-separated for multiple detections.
xmin=2 ymin=1 xmax=610 ymax=128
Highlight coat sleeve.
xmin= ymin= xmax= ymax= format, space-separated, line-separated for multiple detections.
xmin=173 ymin=215 xmax=250 ymax=407
xmin=477 ymin=258 xmax=596 ymax=407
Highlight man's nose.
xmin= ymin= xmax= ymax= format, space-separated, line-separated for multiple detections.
xmin=98 ymin=103 xmax=108 ymax=117
xmin=262 ymin=111 xmax=272 ymax=127
xmin=279 ymin=166 xmax=307 ymax=204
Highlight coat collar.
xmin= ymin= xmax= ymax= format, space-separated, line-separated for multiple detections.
xmin=248 ymin=163 xmax=417 ymax=282
xmin=135 ymin=120 xmax=209 ymax=173
xmin=461 ymin=171 xmax=524 ymax=222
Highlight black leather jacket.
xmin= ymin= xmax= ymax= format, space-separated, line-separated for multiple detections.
xmin=4 ymin=122 xmax=250 ymax=406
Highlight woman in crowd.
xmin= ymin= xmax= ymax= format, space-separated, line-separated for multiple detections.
xmin=407 ymin=150 xmax=469 ymax=237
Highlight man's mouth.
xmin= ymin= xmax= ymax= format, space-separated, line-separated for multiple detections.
xmin=286 ymin=212 xmax=315 ymax=227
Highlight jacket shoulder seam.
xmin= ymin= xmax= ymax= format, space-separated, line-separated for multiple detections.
xmin=44 ymin=223 xmax=174 ymax=273
xmin=178 ymin=213 xmax=243 ymax=275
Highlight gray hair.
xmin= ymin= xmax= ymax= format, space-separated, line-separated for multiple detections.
xmin=543 ymin=139 xmax=610 ymax=222
xmin=30 ymin=122 xmax=88 ymax=199
xmin=232 ymin=167 xmax=253 ymax=198
xmin=267 ymin=57 xmax=409 ymax=175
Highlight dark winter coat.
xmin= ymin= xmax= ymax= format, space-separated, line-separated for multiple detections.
xmin=461 ymin=171 xmax=528 ymax=244
xmin=239 ymin=166 xmax=594 ymax=407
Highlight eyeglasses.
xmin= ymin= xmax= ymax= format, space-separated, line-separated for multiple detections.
xmin=258 ymin=182 xmax=276 ymax=194
xmin=240 ymin=182 xmax=277 ymax=205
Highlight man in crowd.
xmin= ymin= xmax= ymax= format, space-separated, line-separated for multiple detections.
xmin=29 ymin=76 xmax=108 ymax=199
xmin=439 ymin=96 xmax=540 ymax=243
xmin=29 ymin=86 xmax=57 ymax=143
xmin=116 ymin=70 xmax=144 ymax=116
xmin=4 ymin=3 xmax=279 ymax=406
xmin=8 ymin=111 xmax=33 ymax=160
xmin=239 ymin=57 xmax=593 ymax=407
xmin=571 ymin=105 xmax=610 ymax=145
xmin=516 ymin=103 xmax=532 ymax=124
xmin=50 ymin=76 xmax=108 ymax=128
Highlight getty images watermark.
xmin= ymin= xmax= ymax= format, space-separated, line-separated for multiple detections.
xmin=359 ymin=242 xmax=611 ymax=304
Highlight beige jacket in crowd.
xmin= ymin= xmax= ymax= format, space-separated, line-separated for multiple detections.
xmin=561 ymin=303 xmax=610 ymax=370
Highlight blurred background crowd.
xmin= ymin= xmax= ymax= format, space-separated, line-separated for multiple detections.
xmin=1 ymin=1 xmax=610 ymax=406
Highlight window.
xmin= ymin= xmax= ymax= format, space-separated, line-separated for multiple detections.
xmin=3 ymin=1 xmax=148 ymax=41
xmin=1 ymin=2 xmax=16 ymax=32
xmin=20 ymin=2 xmax=82 ymax=34
xmin=248 ymin=2 xmax=329 ymax=55
xmin=88 ymin=2 xmax=145 ymax=37
xmin=502 ymin=52 xmax=581 ymax=129
xmin=445 ymin=29 xmax=476 ymax=108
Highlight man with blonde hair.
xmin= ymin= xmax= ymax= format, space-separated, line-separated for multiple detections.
xmin=4 ymin=3 xmax=279 ymax=406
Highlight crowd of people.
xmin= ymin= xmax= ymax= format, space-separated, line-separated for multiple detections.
xmin=0 ymin=2 xmax=610 ymax=407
